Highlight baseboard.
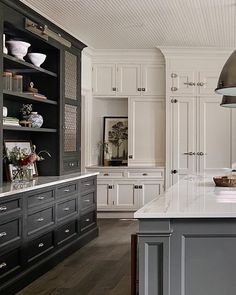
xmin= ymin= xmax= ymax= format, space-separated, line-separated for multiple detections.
xmin=97 ymin=212 xmax=135 ymax=218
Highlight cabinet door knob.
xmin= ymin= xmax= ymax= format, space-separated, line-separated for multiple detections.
xmin=171 ymin=98 xmax=178 ymax=103
xmin=171 ymin=169 xmax=178 ymax=174
xmin=0 ymin=206 xmax=7 ymax=211
xmin=112 ymin=87 xmax=116 ymax=91
xmin=129 ymin=155 xmax=133 ymax=159
xmin=139 ymin=185 xmax=143 ymax=189
xmin=142 ymin=88 xmax=145 ymax=91
xmin=171 ymin=87 xmax=178 ymax=91
xmin=197 ymin=82 xmax=205 ymax=86
xmin=171 ymin=73 xmax=177 ymax=78
xmin=197 ymin=152 xmax=205 ymax=156
xmin=137 ymin=88 xmax=141 ymax=91
xmin=134 ymin=185 xmax=139 ymax=189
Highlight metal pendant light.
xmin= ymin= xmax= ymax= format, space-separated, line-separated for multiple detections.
xmin=220 ymin=96 xmax=236 ymax=108
xmin=215 ymin=49 xmax=236 ymax=96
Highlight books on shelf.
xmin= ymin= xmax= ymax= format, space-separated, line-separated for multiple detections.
xmin=3 ymin=116 xmax=20 ymax=126
xmin=23 ymin=92 xmax=47 ymax=99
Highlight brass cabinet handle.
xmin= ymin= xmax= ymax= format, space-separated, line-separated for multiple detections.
xmin=0 ymin=232 xmax=6 ymax=238
xmin=0 ymin=206 xmax=7 ymax=211
xmin=37 ymin=217 xmax=44 ymax=222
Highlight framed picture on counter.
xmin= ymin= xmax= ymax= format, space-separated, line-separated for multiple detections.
xmin=4 ymin=140 xmax=38 ymax=181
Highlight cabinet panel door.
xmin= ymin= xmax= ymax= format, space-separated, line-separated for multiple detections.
xmin=172 ymin=97 xmax=196 ymax=185
xmin=113 ymin=181 xmax=139 ymax=210
xmin=116 ymin=64 xmax=141 ymax=96
xmin=142 ymin=64 xmax=165 ymax=96
xmin=92 ymin=63 xmax=116 ymax=96
xmin=199 ymin=97 xmax=232 ymax=173
xmin=97 ymin=180 xmax=113 ymax=210
xmin=139 ymin=181 xmax=164 ymax=207
xmin=171 ymin=71 xmax=195 ymax=95
xmin=128 ymin=98 xmax=165 ymax=166
xmin=198 ymin=71 xmax=220 ymax=96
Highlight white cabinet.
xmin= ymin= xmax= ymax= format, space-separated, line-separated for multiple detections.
xmin=113 ymin=181 xmax=139 ymax=210
xmin=139 ymin=181 xmax=164 ymax=206
xmin=170 ymin=70 xmax=219 ymax=96
xmin=128 ymin=97 xmax=165 ymax=166
xmin=92 ymin=63 xmax=116 ymax=96
xmin=92 ymin=63 xmax=165 ymax=97
xmin=97 ymin=180 xmax=113 ymax=210
xmin=171 ymin=96 xmax=232 ymax=184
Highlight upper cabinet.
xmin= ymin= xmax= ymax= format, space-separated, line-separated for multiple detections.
xmin=92 ymin=63 xmax=165 ymax=97
xmin=170 ymin=70 xmax=220 ymax=96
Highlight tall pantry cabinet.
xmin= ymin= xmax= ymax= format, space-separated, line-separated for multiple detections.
xmin=162 ymin=48 xmax=234 ymax=186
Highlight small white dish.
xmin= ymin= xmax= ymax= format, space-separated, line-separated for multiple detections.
xmin=27 ymin=53 xmax=46 ymax=67
xmin=6 ymin=40 xmax=31 ymax=60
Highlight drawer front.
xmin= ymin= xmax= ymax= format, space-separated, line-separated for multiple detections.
xmin=63 ymin=159 xmax=80 ymax=172
xmin=27 ymin=190 xmax=54 ymax=208
xmin=81 ymin=192 xmax=95 ymax=212
xmin=0 ymin=248 xmax=21 ymax=281
xmin=80 ymin=211 xmax=96 ymax=233
xmin=0 ymin=198 xmax=21 ymax=216
xmin=28 ymin=232 xmax=54 ymax=261
xmin=57 ymin=199 xmax=77 ymax=221
xmin=56 ymin=220 xmax=77 ymax=245
xmin=81 ymin=177 xmax=96 ymax=192
xmin=98 ymin=172 xmax=124 ymax=178
xmin=27 ymin=207 xmax=54 ymax=235
xmin=128 ymin=170 xmax=164 ymax=179
xmin=0 ymin=219 xmax=21 ymax=247
xmin=57 ymin=183 xmax=77 ymax=198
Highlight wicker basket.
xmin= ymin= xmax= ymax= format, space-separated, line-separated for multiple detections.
xmin=213 ymin=176 xmax=236 ymax=187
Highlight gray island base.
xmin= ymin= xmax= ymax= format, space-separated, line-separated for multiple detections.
xmin=134 ymin=174 xmax=236 ymax=295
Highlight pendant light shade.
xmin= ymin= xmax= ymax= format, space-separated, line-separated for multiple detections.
xmin=215 ymin=49 xmax=236 ymax=95
xmin=220 ymin=96 xmax=236 ymax=108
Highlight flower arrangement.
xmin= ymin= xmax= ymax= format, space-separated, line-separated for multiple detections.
xmin=6 ymin=145 xmax=51 ymax=167
xmin=19 ymin=103 xmax=32 ymax=119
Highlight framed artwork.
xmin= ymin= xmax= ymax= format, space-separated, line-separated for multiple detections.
xmin=103 ymin=117 xmax=128 ymax=166
xmin=4 ymin=140 xmax=38 ymax=181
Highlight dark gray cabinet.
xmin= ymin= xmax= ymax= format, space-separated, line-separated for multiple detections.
xmin=0 ymin=175 xmax=98 ymax=295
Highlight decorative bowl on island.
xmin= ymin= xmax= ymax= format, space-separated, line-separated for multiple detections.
xmin=213 ymin=175 xmax=236 ymax=187
xmin=6 ymin=40 xmax=31 ymax=60
xmin=27 ymin=53 xmax=46 ymax=67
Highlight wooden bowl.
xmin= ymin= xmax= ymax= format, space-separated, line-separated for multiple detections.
xmin=213 ymin=176 xmax=236 ymax=187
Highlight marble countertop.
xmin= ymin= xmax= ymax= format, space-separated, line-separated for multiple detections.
xmin=134 ymin=172 xmax=236 ymax=218
xmin=0 ymin=172 xmax=98 ymax=198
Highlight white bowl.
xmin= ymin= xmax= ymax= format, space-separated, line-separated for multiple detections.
xmin=27 ymin=53 xmax=46 ymax=67
xmin=6 ymin=41 xmax=31 ymax=60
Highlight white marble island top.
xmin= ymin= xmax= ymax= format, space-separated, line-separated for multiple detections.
xmin=0 ymin=172 xmax=98 ymax=198
xmin=134 ymin=173 xmax=236 ymax=218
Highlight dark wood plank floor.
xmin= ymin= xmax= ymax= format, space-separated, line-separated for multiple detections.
xmin=17 ymin=219 xmax=138 ymax=295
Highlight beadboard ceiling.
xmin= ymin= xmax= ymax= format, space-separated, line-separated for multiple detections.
xmin=20 ymin=0 xmax=236 ymax=49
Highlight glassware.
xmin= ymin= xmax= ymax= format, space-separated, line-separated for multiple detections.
xmin=3 ymin=72 xmax=12 ymax=91
xmin=12 ymin=75 xmax=23 ymax=92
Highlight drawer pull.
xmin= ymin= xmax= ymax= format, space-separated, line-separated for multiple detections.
xmin=37 ymin=217 xmax=44 ymax=222
xmin=64 ymin=189 xmax=70 ymax=192
xmin=65 ymin=229 xmax=70 ymax=233
xmin=0 ymin=262 xmax=7 ymax=269
xmin=142 ymin=173 xmax=148 ymax=176
xmin=84 ymin=199 xmax=90 ymax=203
xmin=84 ymin=183 xmax=91 ymax=186
xmin=0 ymin=232 xmax=6 ymax=238
xmin=103 ymin=173 xmax=109 ymax=176
xmin=0 ymin=206 xmax=7 ymax=211
xmin=37 ymin=196 xmax=45 ymax=200
xmin=38 ymin=243 xmax=44 ymax=248
xmin=85 ymin=218 xmax=90 ymax=222
xmin=63 ymin=207 xmax=70 ymax=211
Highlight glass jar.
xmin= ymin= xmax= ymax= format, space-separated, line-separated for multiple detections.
xmin=3 ymin=72 xmax=12 ymax=91
xmin=12 ymin=75 xmax=23 ymax=92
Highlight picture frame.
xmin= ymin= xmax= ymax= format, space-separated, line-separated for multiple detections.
xmin=4 ymin=140 xmax=38 ymax=181
xmin=103 ymin=117 xmax=128 ymax=166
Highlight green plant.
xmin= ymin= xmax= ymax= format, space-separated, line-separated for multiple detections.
xmin=20 ymin=104 xmax=32 ymax=117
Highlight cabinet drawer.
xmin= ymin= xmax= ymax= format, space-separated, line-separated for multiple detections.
xmin=128 ymin=170 xmax=164 ymax=179
xmin=80 ymin=211 xmax=96 ymax=233
xmin=57 ymin=183 xmax=77 ymax=198
xmin=27 ymin=232 xmax=54 ymax=262
xmin=0 ymin=219 xmax=21 ymax=248
xmin=56 ymin=220 xmax=77 ymax=245
xmin=63 ymin=159 xmax=80 ymax=172
xmin=27 ymin=190 xmax=54 ymax=208
xmin=57 ymin=199 xmax=77 ymax=221
xmin=98 ymin=172 xmax=124 ymax=178
xmin=0 ymin=198 xmax=21 ymax=216
xmin=81 ymin=177 xmax=96 ymax=192
xmin=0 ymin=248 xmax=21 ymax=281
xmin=81 ymin=192 xmax=95 ymax=212
xmin=27 ymin=207 xmax=54 ymax=235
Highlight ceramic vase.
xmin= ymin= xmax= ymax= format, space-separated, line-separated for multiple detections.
xmin=3 ymin=34 xmax=8 ymax=54
xmin=28 ymin=112 xmax=43 ymax=128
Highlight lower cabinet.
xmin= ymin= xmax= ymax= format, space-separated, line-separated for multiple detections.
xmin=0 ymin=175 xmax=98 ymax=295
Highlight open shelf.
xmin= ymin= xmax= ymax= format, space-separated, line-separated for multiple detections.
xmin=3 ymin=90 xmax=58 ymax=105
xmin=3 ymin=54 xmax=58 ymax=77
xmin=3 ymin=126 xmax=57 ymax=133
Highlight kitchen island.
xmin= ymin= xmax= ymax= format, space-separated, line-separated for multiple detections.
xmin=134 ymin=173 xmax=236 ymax=295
